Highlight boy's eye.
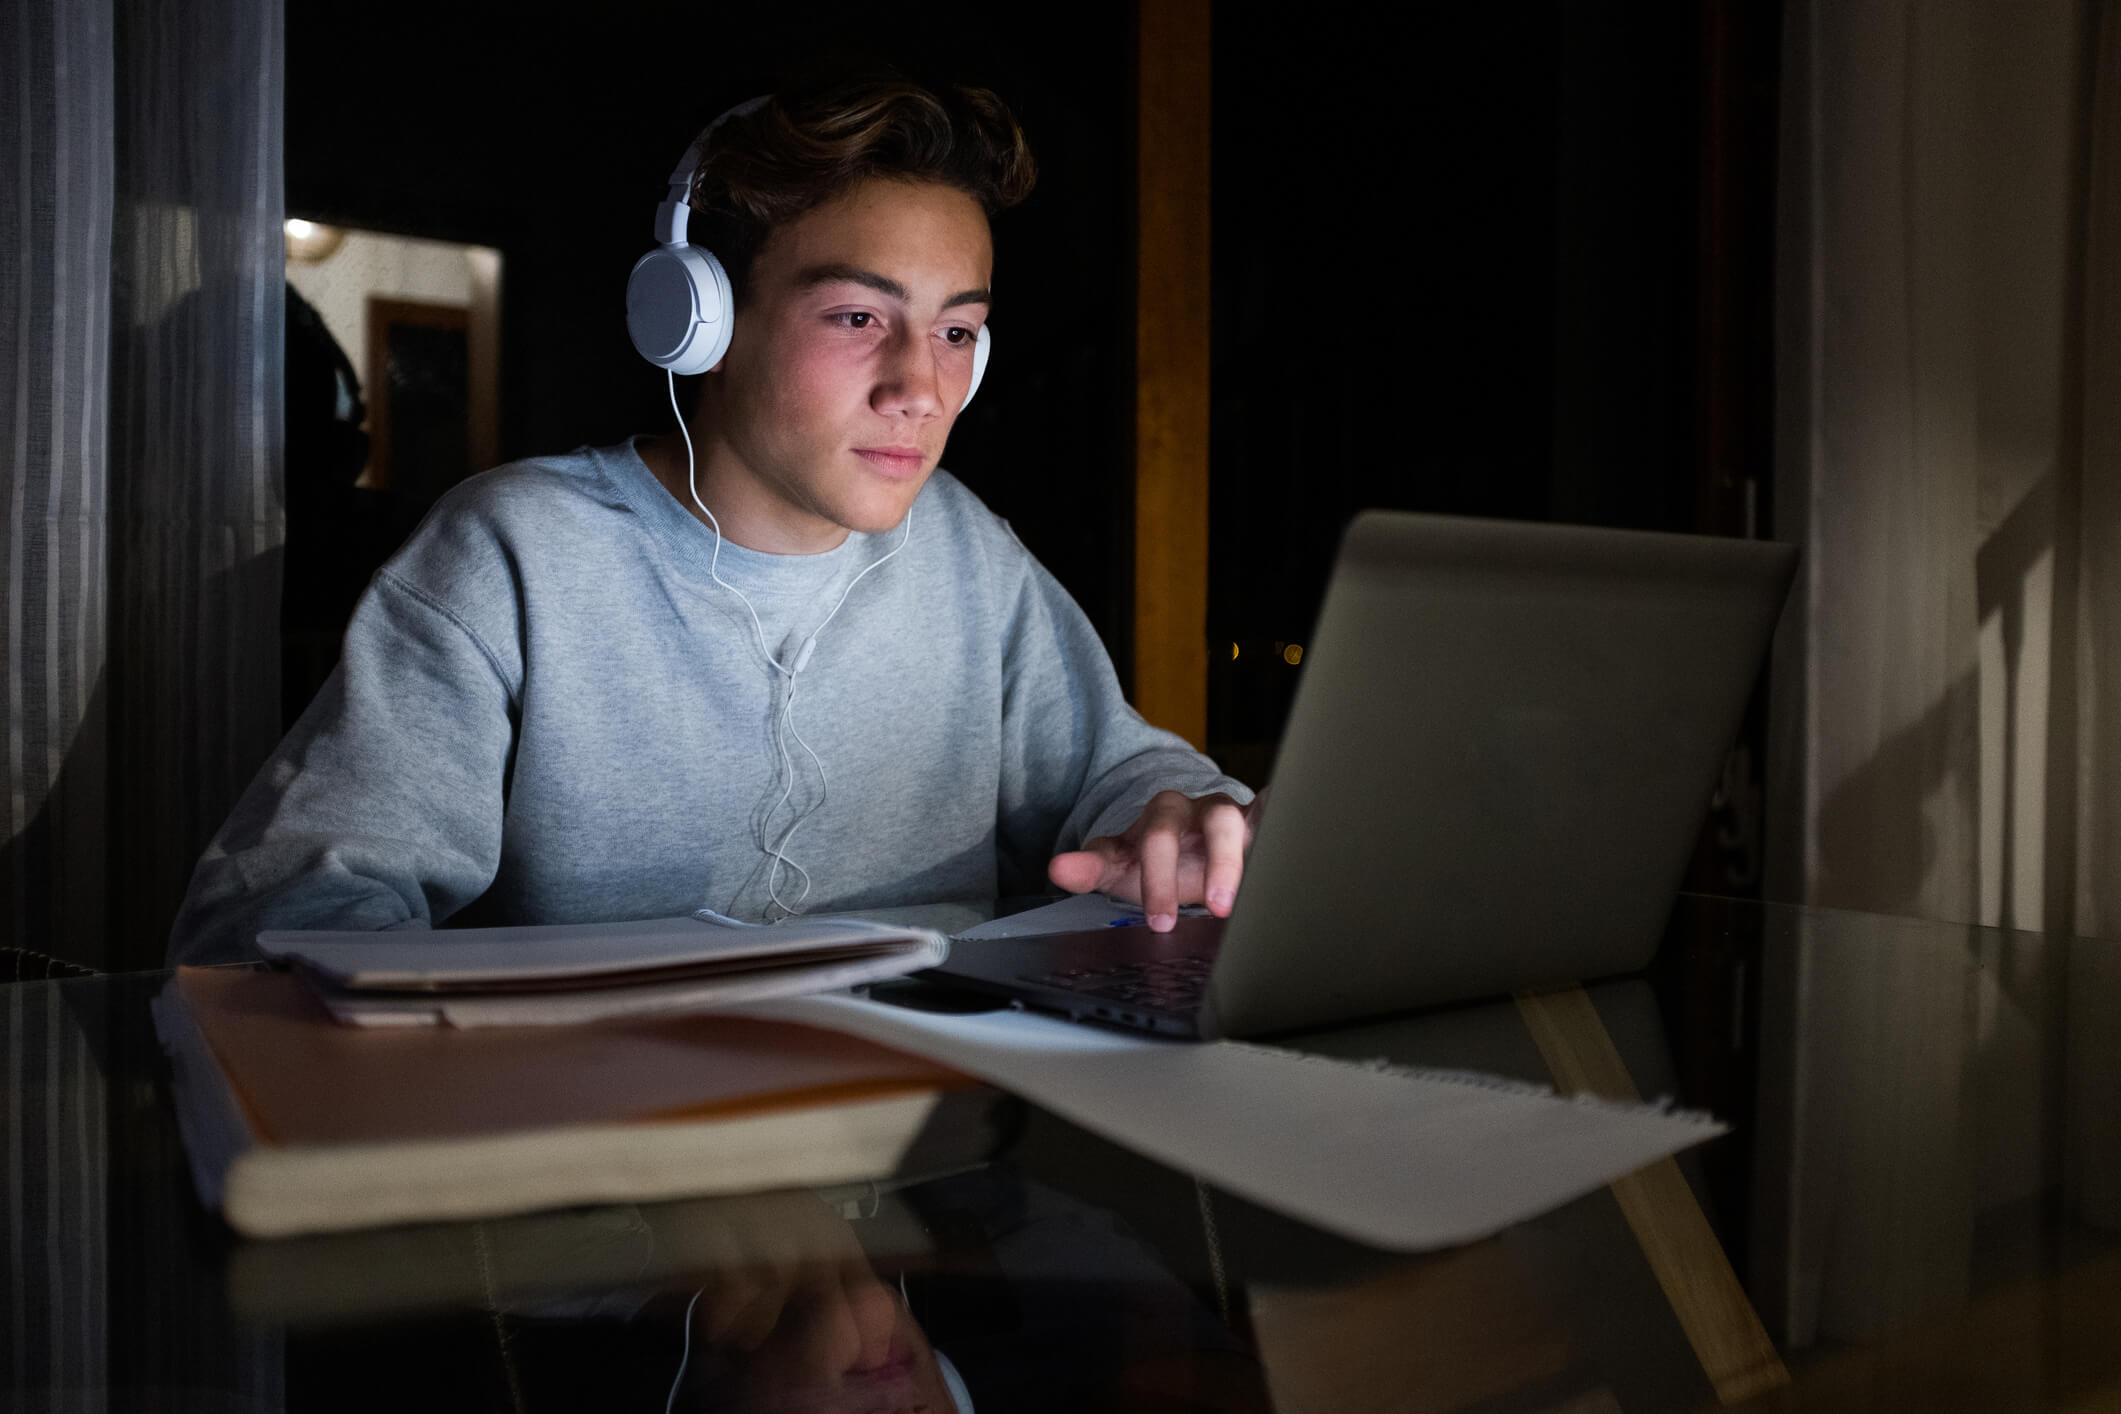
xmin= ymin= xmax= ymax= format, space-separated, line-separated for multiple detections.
xmin=943 ymin=327 xmax=973 ymax=345
xmin=839 ymin=312 xmax=874 ymax=329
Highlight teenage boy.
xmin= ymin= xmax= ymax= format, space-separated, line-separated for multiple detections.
xmin=169 ymin=72 xmax=1254 ymax=964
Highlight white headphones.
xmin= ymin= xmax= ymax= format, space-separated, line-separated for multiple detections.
xmin=625 ymin=95 xmax=993 ymax=408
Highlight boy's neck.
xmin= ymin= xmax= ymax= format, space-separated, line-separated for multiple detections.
xmin=636 ymin=430 xmax=852 ymax=556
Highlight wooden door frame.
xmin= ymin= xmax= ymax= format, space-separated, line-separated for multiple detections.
xmin=1133 ymin=0 xmax=1213 ymax=748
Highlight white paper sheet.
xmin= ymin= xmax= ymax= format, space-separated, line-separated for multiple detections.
xmin=734 ymin=993 xmax=1726 ymax=1253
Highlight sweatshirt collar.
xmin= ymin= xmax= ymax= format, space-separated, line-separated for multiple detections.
xmin=603 ymin=436 xmax=871 ymax=600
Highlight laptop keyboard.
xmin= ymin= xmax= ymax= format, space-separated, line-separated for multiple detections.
xmin=1027 ymin=955 xmax=1214 ymax=1014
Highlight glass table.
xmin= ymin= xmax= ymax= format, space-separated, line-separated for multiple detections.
xmin=6 ymin=895 xmax=2118 ymax=1412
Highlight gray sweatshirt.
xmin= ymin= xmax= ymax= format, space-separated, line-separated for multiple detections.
xmin=168 ymin=439 xmax=1249 ymax=963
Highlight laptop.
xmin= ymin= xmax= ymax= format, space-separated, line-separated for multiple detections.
xmin=924 ymin=510 xmax=1799 ymax=1040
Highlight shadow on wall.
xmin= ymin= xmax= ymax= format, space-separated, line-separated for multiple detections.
xmin=283 ymin=283 xmax=421 ymax=729
xmin=1807 ymin=471 xmax=2070 ymax=928
xmin=1 ymin=551 xmax=287 ymax=977
xmin=1809 ymin=670 xmax=1979 ymax=919
xmin=1970 ymin=473 xmax=2075 ymax=934
xmin=102 ymin=273 xmax=288 ymax=974
xmin=108 ymin=544 xmax=286 ymax=974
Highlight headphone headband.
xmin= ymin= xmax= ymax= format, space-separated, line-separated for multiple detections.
xmin=655 ymin=96 xmax=771 ymax=247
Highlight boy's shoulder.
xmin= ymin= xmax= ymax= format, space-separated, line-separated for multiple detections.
xmin=428 ymin=443 xmax=634 ymax=532
xmin=916 ymin=469 xmax=1039 ymax=576
xmin=379 ymin=443 xmax=640 ymax=606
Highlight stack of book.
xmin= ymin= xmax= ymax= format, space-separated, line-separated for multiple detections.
xmin=156 ymin=914 xmax=1009 ymax=1238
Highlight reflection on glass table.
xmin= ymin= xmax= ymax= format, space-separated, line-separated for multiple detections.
xmin=256 ymin=1171 xmax=1268 ymax=1413
xmin=7 ymin=894 xmax=2121 ymax=1411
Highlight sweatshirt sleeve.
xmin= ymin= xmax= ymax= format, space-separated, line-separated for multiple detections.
xmin=166 ymin=568 xmax=520 ymax=964
xmin=992 ymin=550 xmax=1252 ymax=890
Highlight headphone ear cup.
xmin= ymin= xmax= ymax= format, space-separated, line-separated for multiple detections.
xmin=961 ymin=323 xmax=991 ymax=412
xmin=626 ymin=244 xmax=734 ymax=375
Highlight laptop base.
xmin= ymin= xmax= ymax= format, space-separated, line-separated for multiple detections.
xmin=923 ymin=915 xmax=1226 ymax=1039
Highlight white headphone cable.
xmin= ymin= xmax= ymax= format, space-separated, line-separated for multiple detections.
xmin=667 ymin=1287 xmax=703 ymax=1414
xmin=666 ymin=370 xmax=913 ymax=917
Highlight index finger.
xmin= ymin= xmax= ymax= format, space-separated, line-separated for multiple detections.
xmin=1137 ymin=791 xmax=1193 ymax=930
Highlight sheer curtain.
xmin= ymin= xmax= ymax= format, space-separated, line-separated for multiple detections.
xmin=1766 ymin=0 xmax=1984 ymax=927
xmin=2 ymin=0 xmax=118 ymax=972
xmin=1 ymin=0 xmax=283 ymax=975
xmin=4 ymin=0 xmax=282 ymax=1403
xmin=1761 ymin=0 xmax=2121 ymax=1350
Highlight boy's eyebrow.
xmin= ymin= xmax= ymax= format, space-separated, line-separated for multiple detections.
xmin=793 ymin=262 xmax=993 ymax=312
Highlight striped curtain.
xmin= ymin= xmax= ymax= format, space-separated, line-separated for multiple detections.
xmin=1 ymin=0 xmax=285 ymax=973
xmin=3 ymin=984 xmax=110 ymax=1409
xmin=3 ymin=977 xmax=287 ymax=1410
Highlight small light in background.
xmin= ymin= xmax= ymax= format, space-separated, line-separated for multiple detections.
xmin=1231 ymin=642 xmax=1240 ymax=660
xmin=1282 ymin=644 xmax=1303 ymax=666
xmin=284 ymin=218 xmax=347 ymax=265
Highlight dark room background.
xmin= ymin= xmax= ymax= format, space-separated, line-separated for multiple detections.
xmin=284 ymin=0 xmax=1778 ymax=812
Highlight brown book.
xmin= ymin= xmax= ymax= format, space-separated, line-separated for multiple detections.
xmin=156 ymin=967 xmax=1008 ymax=1238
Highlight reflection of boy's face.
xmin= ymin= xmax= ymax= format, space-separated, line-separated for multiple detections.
xmin=709 ymin=176 xmax=993 ymax=549
xmin=703 ymin=1265 xmax=957 ymax=1413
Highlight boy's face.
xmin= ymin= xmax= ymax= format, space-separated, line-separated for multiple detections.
xmin=709 ymin=177 xmax=993 ymax=546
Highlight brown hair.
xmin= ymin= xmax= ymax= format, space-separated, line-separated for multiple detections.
xmin=686 ymin=67 xmax=1038 ymax=304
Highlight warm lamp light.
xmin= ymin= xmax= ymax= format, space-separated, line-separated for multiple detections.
xmin=283 ymin=218 xmax=347 ymax=264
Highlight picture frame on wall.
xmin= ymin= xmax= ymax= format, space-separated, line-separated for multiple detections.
xmin=364 ymin=295 xmax=497 ymax=514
